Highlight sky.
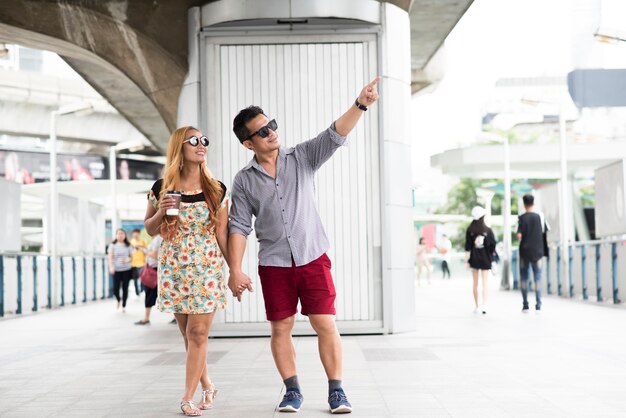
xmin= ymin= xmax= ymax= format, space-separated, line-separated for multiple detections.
xmin=410 ymin=0 xmax=626 ymax=191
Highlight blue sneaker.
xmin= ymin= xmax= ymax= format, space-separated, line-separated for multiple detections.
xmin=278 ymin=388 xmax=303 ymax=412
xmin=328 ymin=388 xmax=352 ymax=414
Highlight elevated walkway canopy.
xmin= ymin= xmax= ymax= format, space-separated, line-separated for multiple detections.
xmin=0 ymin=0 xmax=472 ymax=151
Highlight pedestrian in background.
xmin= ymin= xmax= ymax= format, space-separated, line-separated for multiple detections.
xmin=130 ymin=228 xmax=147 ymax=296
xmin=416 ymin=237 xmax=432 ymax=285
xmin=517 ymin=194 xmax=546 ymax=312
xmin=108 ymin=229 xmax=134 ymax=312
xmin=135 ymin=234 xmax=162 ymax=325
xmin=438 ymin=234 xmax=452 ymax=279
xmin=465 ymin=206 xmax=496 ymax=314
xmin=144 ymin=126 xmax=229 ymax=416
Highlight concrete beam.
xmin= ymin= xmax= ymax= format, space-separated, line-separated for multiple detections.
xmin=431 ymin=142 xmax=622 ymax=179
xmin=0 ymin=0 xmax=200 ymax=152
xmin=409 ymin=0 xmax=474 ymax=93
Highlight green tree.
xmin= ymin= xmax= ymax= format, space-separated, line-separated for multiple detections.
xmin=435 ymin=178 xmax=481 ymax=216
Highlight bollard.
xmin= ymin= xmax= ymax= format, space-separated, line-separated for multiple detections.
xmin=60 ymin=257 xmax=65 ymax=307
xmin=72 ymin=257 xmax=77 ymax=305
xmin=596 ymin=244 xmax=602 ymax=302
xmin=92 ymin=257 xmax=97 ymax=301
xmin=83 ymin=257 xmax=87 ymax=303
xmin=32 ymin=255 xmax=38 ymax=312
xmin=0 ymin=255 xmax=4 ymax=317
xmin=612 ymin=243 xmax=619 ymax=303
xmin=568 ymin=245 xmax=574 ymax=298
xmin=46 ymin=256 xmax=52 ymax=309
xmin=16 ymin=255 xmax=22 ymax=314
xmin=556 ymin=245 xmax=562 ymax=296
xmin=581 ymin=245 xmax=588 ymax=300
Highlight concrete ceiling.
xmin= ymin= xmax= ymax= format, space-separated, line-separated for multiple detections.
xmin=0 ymin=0 xmax=472 ymax=152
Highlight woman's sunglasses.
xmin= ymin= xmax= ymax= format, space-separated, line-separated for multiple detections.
xmin=183 ymin=136 xmax=209 ymax=147
xmin=246 ymin=119 xmax=278 ymax=140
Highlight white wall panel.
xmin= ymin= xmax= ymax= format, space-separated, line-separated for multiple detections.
xmin=203 ymin=35 xmax=381 ymax=331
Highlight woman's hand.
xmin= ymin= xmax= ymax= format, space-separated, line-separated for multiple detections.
xmin=158 ymin=195 xmax=177 ymax=216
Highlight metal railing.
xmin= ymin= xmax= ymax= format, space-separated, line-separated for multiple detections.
xmin=511 ymin=238 xmax=624 ymax=304
xmin=0 ymin=252 xmax=111 ymax=317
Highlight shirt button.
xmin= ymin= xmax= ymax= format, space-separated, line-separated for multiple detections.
xmin=282 ymin=209 xmax=285 ymax=212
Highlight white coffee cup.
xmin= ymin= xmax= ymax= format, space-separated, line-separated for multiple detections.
xmin=165 ymin=191 xmax=181 ymax=216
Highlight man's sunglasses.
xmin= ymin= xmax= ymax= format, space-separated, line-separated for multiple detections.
xmin=246 ymin=119 xmax=278 ymax=140
xmin=183 ymin=135 xmax=210 ymax=147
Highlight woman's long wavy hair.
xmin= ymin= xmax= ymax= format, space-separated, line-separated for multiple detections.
xmin=159 ymin=126 xmax=223 ymax=240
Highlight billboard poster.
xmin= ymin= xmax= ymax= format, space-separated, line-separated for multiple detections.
xmin=0 ymin=150 xmax=162 ymax=184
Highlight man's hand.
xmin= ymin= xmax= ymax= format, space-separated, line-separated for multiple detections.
xmin=228 ymin=270 xmax=254 ymax=302
xmin=357 ymin=76 xmax=381 ymax=107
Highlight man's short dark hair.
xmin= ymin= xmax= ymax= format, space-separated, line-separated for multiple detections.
xmin=233 ymin=106 xmax=266 ymax=143
xmin=523 ymin=194 xmax=534 ymax=207
xmin=132 ymin=228 xmax=141 ymax=234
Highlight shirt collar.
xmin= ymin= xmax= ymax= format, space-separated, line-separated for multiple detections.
xmin=243 ymin=147 xmax=294 ymax=171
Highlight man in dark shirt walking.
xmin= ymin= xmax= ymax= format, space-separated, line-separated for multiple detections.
xmin=517 ymin=194 xmax=546 ymax=312
xmin=228 ymin=77 xmax=380 ymax=414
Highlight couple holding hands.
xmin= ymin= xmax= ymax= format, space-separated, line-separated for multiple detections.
xmin=143 ymin=77 xmax=380 ymax=415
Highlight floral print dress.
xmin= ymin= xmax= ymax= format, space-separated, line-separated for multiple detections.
xmin=148 ymin=181 xmax=228 ymax=314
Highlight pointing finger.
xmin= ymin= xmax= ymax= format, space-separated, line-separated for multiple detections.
xmin=368 ymin=76 xmax=381 ymax=87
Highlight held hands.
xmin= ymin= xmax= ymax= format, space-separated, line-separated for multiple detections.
xmin=357 ymin=76 xmax=381 ymax=107
xmin=158 ymin=195 xmax=177 ymax=216
xmin=228 ymin=270 xmax=254 ymax=302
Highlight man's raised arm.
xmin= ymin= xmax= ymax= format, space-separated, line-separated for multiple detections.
xmin=334 ymin=76 xmax=381 ymax=136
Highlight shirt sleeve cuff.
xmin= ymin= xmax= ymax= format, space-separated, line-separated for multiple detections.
xmin=329 ymin=122 xmax=348 ymax=146
xmin=228 ymin=224 xmax=252 ymax=237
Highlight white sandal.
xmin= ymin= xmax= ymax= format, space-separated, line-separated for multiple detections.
xmin=198 ymin=386 xmax=218 ymax=410
xmin=180 ymin=400 xmax=202 ymax=416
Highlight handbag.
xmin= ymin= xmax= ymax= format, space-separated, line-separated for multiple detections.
xmin=139 ymin=263 xmax=158 ymax=288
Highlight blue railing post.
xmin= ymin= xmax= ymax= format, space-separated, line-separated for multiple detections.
xmin=92 ymin=257 xmax=97 ymax=301
xmin=556 ymin=245 xmax=562 ymax=296
xmin=46 ymin=256 xmax=52 ymax=309
xmin=596 ymin=244 xmax=602 ymax=302
xmin=0 ymin=255 xmax=4 ymax=317
xmin=568 ymin=245 xmax=574 ymax=298
xmin=512 ymin=249 xmax=519 ymax=290
xmin=32 ymin=255 xmax=38 ymax=312
xmin=72 ymin=257 xmax=77 ymax=305
xmin=60 ymin=257 xmax=65 ymax=307
xmin=108 ymin=263 xmax=113 ymax=298
xmin=612 ymin=242 xmax=619 ymax=303
xmin=16 ymin=255 xmax=22 ymax=314
xmin=82 ymin=257 xmax=87 ymax=303
xmin=546 ymin=255 xmax=552 ymax=295
xmin=581 ymin=245 xmax=588 ymax=300
xmin=101 ymin=257 xmax=106 ymax=300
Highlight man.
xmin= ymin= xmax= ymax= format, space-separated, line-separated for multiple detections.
xmin=130 ymin=228 xmax=147 ymax=296
xmin=517 ymin=194 xmax=546 ymax=312
xmin=439 ymin=234 xmax=452 ymax=279
xmin=228 ymin=77 xmax=380 ymax=414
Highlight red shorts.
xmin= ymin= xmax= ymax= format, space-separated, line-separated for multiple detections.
xmin=258 ymin=253 xmax=336 ymax=321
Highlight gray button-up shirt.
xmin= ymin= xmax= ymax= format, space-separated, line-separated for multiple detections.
xmin=229 ymin=124 xmax=347 ymax=267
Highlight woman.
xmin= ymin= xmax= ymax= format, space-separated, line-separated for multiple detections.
xmin=416 ymin=237 xmax=431 ymax=285
xmin=144 ymin=127 xmax=229 ymax=416
xmin=135 ymin=234 xmax=162 ymax=326
xmin=108 ymin=229 xmax=134 ymax=312
xmin=465 ymin=206 xmax=496 ymax=314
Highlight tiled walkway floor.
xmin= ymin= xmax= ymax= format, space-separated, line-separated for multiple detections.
xmin=1 ymin=275 xmax=625 ymax=417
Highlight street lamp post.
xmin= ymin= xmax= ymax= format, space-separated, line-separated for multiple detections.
xmin=477 ymin=131 xmax=512 ymax=289
xmin=558 ymin=104 xmax=570 ymax=296
xmin=521 ymin=98 xmax=570 ymax=296
xmin=49 ymin=102 xmax=93 ymax=307
xmin=502 ymin=134 xmax=512 ymax=290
